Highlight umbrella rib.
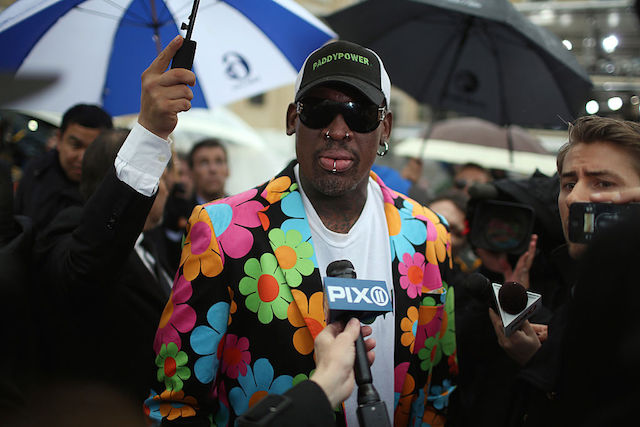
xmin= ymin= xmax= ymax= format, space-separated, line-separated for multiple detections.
xmin=103 ymin=0 xmax=149 ymax=23
xmin=74 ymin=2 xmax=148 ymax=25
xmin=75 ymin=7 xmax=141 ymax=25
xmin=483 ymin=19 xmax=510 ymax=126
xmin=425 ymin=15 xmax=475 ymax=111
xmin=76 ymin=6 xmax=167 ymax=29
xmin=142 ymin=0 xmax=180 ymax=26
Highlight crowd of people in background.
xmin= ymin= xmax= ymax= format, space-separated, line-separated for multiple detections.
xmin=1 ymin=35 xmax=640 ymax=427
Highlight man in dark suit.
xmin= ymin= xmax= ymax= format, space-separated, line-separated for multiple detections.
xmin=15 ymin=104 xmax=113 ymax=232
xmin=32 ymin=126 xmax=173 ymax=406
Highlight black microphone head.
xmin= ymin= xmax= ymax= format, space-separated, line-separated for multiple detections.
xmin=498 ymin=281 xmax=528 ymax=314
xmin=468 ymin=182 xmax=499 ymax=200
xmin=326 ymin=260 xmax=357 ymax=279
xmin=463 ymin=272 xmax=491 ymax=298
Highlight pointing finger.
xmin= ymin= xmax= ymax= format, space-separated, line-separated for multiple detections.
xmin=148 ymin=35 xmax=184 ymax=74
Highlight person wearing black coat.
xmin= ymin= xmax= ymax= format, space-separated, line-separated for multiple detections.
xmin=15 ymin=104 xmax=112 ymax=232
xmin=0 ymin=160 xmax=37 ymax=418
xmin=487 ymin=115 xmax=640 ymax=427
xmin=32 ymin=127 xmax=172 ymax=406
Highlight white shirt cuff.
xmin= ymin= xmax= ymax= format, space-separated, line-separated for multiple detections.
xmin=115 ymin=123 xmax=172 ymax=197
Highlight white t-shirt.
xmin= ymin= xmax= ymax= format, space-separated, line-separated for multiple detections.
xmin=295 ymin=165 xmax=394 ymax=426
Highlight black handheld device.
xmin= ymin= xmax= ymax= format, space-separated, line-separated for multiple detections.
xmin=568 ymin=202 xmax=640 ymax=243
xmin=171 ymin=0 xmax=201 ymax=70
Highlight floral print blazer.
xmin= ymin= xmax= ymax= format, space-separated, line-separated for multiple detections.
xmin=145 ymin=160 xmax=457 ymax=426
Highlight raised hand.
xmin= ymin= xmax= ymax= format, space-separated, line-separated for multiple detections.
xmin=505 ymin=234 xmax=538 ymax=289
xmin=138 ymin=35 xmax=196 ymax=140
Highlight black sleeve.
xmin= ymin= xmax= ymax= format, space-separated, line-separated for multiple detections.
xmin=33 ymin=167 xmax=155 ymax=294
xmin=237 ymin=380 xmax=335 ymax=427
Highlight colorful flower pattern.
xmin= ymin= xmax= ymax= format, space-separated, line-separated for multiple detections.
xmin=190 ymin=302 xmax=229 ymax=384
xmin=261 ymin=176 xmax=296 ymax=204
xmin=155 ymin=342 xmax=191 ymax=391
xmin=146 ymin=389 xmax=198 ymax=421
xmin=204 ymin=189 xmax=263 ymax=260
xmin=428 ymin=379 xmax=455 ymax=410
xmin=228 ymin=286 xmax=237 ymax=325
xmin=239 ymin=253 xmax=293 ymax=324
xmin=268 ymin=228 xmax=314 ymax=287
xmin=180 ymin=206 xmax=223 ymax=281
xmin=280 ymin=192 xmax=316 ymax=266
xmin=288 ymin=290 xmax=326 ymax=355
xmin=386 ymin=199 xmax=428 ymax=261
xmin=154 ymin=275 xmax=196 ymax=353
xmin=148 ymin=163 xmax=454 ymax=426
xmin=419 ymin=336 xmax=443 ymax=372
xmin=399 ymin=252 xmax=426 ymax=299
xmin=400 ymin=306 xmax=419 ymax=353
xmin=221 ymin=334 xmax=251 ymax=379
xmin=228 ymin=358 xmax=293 ymax=416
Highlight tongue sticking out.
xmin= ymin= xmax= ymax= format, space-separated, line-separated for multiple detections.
xmin=320 ymin=156 xmax=352 ymax=172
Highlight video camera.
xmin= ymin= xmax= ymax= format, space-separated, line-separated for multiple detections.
xmin=465 ymin=173 xmax=564 ymax=257
xmin=468 ymin=199 xmax=535 ymax=254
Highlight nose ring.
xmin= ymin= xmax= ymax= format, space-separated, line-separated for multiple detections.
xmin=325 ymin=130 xmax=350 ymax=140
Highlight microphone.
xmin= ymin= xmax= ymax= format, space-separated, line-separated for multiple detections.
xmin=468 ymin=182 xmax=499 ymax=200
xmin=462 ymin=272 xmax=496 ymax=311
xmin=325 ymin=260 xmax=392 ymax=427
xmin=463 ymin=273 xmax=541 ymax=336
xmin=499 ymin=281 xmax=528 ymax=315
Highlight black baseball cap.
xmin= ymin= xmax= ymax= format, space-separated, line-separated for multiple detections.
xmin=294 ymin=40 xmax=391 ymax=106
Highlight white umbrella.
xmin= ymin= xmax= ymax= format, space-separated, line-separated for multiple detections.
xmin=0 ymin=0 xmax=336 ymax=115
xmin=394 ymin=137 xmax=558 ymax=176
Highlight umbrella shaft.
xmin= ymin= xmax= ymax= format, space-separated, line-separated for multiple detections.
xmin=150 ymin=0 xmax=162 ymax=54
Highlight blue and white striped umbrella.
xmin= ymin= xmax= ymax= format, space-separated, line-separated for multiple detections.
xmin=0 ymin=0 xmax=336 ymax=116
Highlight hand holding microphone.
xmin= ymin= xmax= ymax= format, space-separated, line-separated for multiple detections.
xmin=325 ymin=260 xmax=392 ymax=427
xmin=311 ymin=319 xmax=375 ymax=408
xmin=488 ymin=309 xmax=541 ymax=366
xmin=464 ymin=272 xmax=543 ymax=365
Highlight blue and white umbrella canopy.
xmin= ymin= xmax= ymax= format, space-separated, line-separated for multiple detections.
xmin=0 ymin=0 xmax=336 ymax=116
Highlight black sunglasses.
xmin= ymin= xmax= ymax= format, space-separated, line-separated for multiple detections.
xmin=296 ymin=98 xmax=386 ymax=133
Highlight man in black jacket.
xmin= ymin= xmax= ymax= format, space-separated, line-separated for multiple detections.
xmin=33 ymin=126 xmax=173 ymax=406
xmin=488 ymin=116 xmax=640 ymax=426
xmin=15 ymin=104 xmax=112 ymax=232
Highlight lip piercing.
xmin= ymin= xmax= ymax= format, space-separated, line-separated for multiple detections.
xmin=332 ymin=160 xmax=337 ymax=173
xmin=345 ymin=132 xmax=350 ymax=139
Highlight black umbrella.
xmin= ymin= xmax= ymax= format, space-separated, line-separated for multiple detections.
xmin=326 ymin=0 xmax=593 ymax=128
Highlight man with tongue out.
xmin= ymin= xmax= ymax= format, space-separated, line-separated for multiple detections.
xmin=139 ymin=38 xmax=455 ymax=426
